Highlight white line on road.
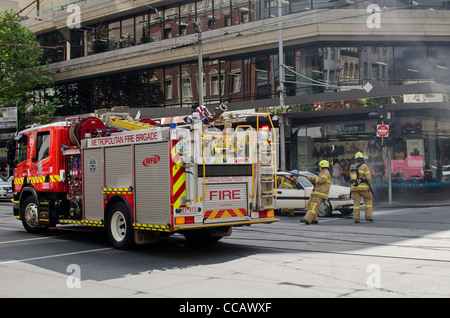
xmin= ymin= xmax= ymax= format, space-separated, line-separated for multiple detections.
xmin=0 ymin=236 xmax=65 ymax=245
xmin=0 ymin=247 xmax=113 ymax=265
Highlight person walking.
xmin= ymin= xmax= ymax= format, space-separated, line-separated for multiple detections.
xmin=300 ymin=160 xmax=331 ymax=225
xmin=350 ymin=152 xmax=373 ymax=223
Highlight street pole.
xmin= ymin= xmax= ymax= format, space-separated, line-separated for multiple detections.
xmin=387 ymin=145 xmax=392 ymax=203
xmin=278 ymin=0 xmax=286 ymax=170
xmin=197 ymin=28 xmax=204 ymax=106
xmin=386 ymin=110 xmax=392 ymax=203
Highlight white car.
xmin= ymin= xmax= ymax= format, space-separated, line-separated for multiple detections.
xmin=275 ymin=171 xmax=355 ymax=217
xmin=0 ymin=175 xmax=13 ymax=200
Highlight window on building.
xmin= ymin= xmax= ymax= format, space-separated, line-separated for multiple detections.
xmin=165 ymin=76 xmax=173 ymax=101
xmin=136 ymin=14 xmax=150 ymax=44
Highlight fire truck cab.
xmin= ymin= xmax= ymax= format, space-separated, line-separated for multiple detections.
xmin=8 ymin=109 xmax=279 ymax=249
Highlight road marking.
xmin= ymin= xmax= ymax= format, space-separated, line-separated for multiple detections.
xmin=0 ymin=236 xmax=63 ymax=245
xmin=0 ymin=247 xmax=113 ymax=265
xmin=0 ymin=227 xmax=26 ymax=232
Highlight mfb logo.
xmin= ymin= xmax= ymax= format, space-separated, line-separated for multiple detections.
xmin=142 ymin=155 xmax=160 ymax=166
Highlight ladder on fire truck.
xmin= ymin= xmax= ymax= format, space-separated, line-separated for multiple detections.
xmin=255 ymin=114 xmax=277 ymax=211
xmin=199 ymin=112 xmax=277 ymax=211
xmin=98 ymin=113 xmax=159 ymax=131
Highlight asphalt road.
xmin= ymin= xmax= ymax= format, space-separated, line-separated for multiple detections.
xmin=1 ymin=201 xmax=450 ymax=302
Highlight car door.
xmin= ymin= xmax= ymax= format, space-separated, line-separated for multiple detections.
xmin=276 ymin=176 xmax=307 ymax=210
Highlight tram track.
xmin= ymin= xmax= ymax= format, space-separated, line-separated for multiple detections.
xmin=221 ymin=223 xmax=450 ymax=263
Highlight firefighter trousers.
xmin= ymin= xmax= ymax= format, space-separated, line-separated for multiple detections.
xmin=303 ymin=196 xmax=322 ymax=223
xmin=351 ymin=190 xmax=373 ymax=221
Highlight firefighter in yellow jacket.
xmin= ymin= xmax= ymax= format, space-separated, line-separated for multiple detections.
xmin=350 ymin=152 xmax=373 ymax=223
xmin=301 ymin=160 xmax=331 ymax=225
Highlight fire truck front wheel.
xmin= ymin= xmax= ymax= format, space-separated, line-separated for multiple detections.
xmin=106 ymin=202 xmax=134 ymax=250
xmin=21 ymin=196 xmax=48 ymax=233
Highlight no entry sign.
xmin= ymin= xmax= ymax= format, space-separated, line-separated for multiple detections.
xmin=377 ymin=124 xmax=389 ymax=137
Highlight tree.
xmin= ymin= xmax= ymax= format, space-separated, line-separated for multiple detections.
xmin=0 ymin=9 xmax=59 ymax=129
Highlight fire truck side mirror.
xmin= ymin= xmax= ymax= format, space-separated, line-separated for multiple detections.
xmin=6 ymin=140 xmax=17 ymax=168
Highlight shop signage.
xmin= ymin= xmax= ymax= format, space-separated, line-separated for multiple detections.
xmin=336 ymin=123 xmax=365 ymax=134
xmin=0 ymin=106 xmax=17 ymax=129
xmin=376 ymin=124 xmax=389 ymax=137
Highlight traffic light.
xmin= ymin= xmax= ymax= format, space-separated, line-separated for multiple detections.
xmin=387 ymin=119 xmax=401 ymax=145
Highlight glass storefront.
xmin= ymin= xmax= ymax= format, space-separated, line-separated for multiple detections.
xmin=290 ymin=113 xmax=450 ymax=190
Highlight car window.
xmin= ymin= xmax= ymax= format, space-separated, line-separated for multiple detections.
xmin=298 ymin=176 xmax=313 ymax=188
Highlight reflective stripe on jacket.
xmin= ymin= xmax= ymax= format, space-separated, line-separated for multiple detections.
xmin=278 ymin=176 xmax=296 ymax=189
xmin=309 ymin=169 xmax=331 ymax=199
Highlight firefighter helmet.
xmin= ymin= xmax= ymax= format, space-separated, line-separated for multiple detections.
xmin=319 ymin=160 xmax=329 ymax=168
xmin=355 ymin=152 xmax=364 ymax=159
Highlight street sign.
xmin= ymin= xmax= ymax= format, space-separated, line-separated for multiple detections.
xmin=377 ymin=124 xmax=389 ymax=137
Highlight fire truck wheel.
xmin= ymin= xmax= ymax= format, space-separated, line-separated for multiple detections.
xmin=21 ymin=196 xmax=48 ymax=233
xmin=106 ymin=202 xmax=134 ymax=250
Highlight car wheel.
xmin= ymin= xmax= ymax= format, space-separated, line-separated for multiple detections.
xmin=317 ymin=200 xmax=333 ymax=217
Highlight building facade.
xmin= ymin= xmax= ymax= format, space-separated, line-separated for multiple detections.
xmin=18 ymin=0 xmax=450 ymax=193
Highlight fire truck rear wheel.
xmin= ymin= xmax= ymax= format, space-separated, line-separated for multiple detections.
xmin=106 ymin=202 xmax=134 ymax=250
xmin=21 ymin=196 xmax=48 ymax=233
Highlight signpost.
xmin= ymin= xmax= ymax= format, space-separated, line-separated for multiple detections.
xmin=377 ymin=122 xmax=392 ymax=203
xmin=376 ymin=124 xmax=389 ymax=138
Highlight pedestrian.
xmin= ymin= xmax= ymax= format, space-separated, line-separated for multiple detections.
xmin=300 ymin=160 xmax=331 ymax=225
xmin=349 ymin=152 xmax=373 ymax=223
xmin=342 ymin=159 xmax=351 ymax=183
xmin=332 ymin=159 xmax=343 ymax=185
xmin=277 ymin=170 xmax=299 ymax=216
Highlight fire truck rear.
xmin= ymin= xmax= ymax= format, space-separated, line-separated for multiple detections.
xmin=8 ymin=109 xmax=278 ymax=249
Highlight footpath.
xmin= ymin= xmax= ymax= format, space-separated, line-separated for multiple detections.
xmin=374 ymin=189 xmax=450 ymax=209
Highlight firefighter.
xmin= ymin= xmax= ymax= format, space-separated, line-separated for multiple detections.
xmin=350 ymin=152 xmax=373 ymax=223
xmin=300 ymin=160 xmax=331 ymax=225
xmin=277 ymin=170 xmax=299 ymax=216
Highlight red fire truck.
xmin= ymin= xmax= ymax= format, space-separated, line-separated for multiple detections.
xmin=7 ymin=109 xmax=278 ymax=249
